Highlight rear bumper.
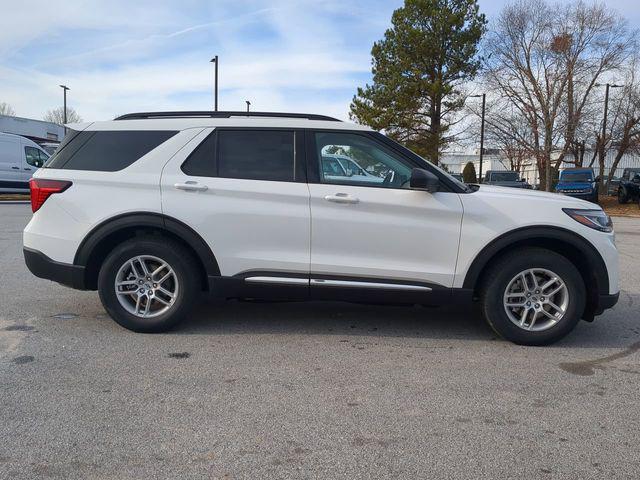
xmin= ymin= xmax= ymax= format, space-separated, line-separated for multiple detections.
xmin=23 ymin=247 xmax=87 ymax=290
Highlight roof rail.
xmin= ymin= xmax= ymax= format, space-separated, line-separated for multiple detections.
xmin=114 ymin=111 xmax=342 ymax=122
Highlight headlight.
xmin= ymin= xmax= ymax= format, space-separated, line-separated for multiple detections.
xmin=563 ymin=208 xmax=613 ymax=233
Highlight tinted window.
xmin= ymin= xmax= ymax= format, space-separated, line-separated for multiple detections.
xmin=218 ymin=130 xmax=295 ymax=181
xmin=489 ymin=172 xmax=519 ymax=182
xmin=181 ymin=132 xmax=217 ymax=176
xmin=46 ymin=130 xmax=177 ymax=171
xmin=561 ymin=172 xmax=593 ymax=182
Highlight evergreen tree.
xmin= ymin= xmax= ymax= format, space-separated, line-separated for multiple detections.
xmin=462 ymin=161 xmax=477 ymax=183
xmin=350 ymin=0 xmax=486 ymax=164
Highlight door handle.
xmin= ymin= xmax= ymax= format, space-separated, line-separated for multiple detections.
xmin=324 ymin=193 xmax=359 ymax=204
xmin=174 ymin=181 xmax=208 ymax=192
xmin=24 ymin=168 xmax=32 ymax=171
xmin=11 ymin=166 xmax=19 ymax=170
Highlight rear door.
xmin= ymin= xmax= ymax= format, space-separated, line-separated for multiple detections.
xmin=0 ymin=136 xmax=24 ymax=189
xmin=161 ymin=128 xmax=311 ymax=289
xmin=306 ymin=130 xmax=463 ymax=296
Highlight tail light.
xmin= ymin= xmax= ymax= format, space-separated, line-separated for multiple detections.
xmin=29 ymin=179 xmax=72 ymax=213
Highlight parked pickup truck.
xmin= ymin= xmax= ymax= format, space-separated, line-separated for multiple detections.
xmin=617 ymin=167 xmax=640 ymax=204
xmin=483 ymin=170 xmax=531 ymax=189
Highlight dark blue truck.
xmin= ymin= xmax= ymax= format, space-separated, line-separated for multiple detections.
xmin=556 ymin=168 xmax=599 ymax=203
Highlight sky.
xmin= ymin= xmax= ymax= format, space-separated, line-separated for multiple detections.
xmin=1 ymin=0 xmax=639 ymax=123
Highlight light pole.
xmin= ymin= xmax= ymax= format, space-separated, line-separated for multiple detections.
xmin=210 ymin=56 xmax=219 ymax=111
xmin=59 ymin=85 xmax=70 ymax=124
xmin=246 ymin=101 xmax=251 ymax=113
xmin=470 ymin=93 xmax=486 ymax=182
xmin=595 ymin=83 xmax=623 ymax=177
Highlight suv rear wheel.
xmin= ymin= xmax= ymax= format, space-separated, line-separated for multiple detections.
xmin=98 ymin=237 xmax=200 ymax=332
xmin=480 ymin=248 xmax=586 ymax=346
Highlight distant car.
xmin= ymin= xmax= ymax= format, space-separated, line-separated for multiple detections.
xmin=617 ymin=168 xmax=640 ymax=204
xmin=0 ymin=132 xmax=50 ymax=192
xmin=483 ymin=170 xmax=531 ymax=189
xmin=601 ymin=175 xmax=619 ymax=196
xmin=555 ymin=168 xmax=599 ymax=203
xmin=450 ymin=173 xmax=463 ymax=182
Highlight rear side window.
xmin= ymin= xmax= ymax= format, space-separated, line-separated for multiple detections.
xmin=45 ymin=130 xmax=177 ymax=171
xmin=219 ymin=130 xmax=294 ymax=181
xmin=181 ymin=132 xmax=216 ymax=177
xmin=181 ymin=130 xmax=296 ymax=182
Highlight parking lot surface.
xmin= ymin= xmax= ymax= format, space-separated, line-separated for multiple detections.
xmin=1 ymin=203 xmax=639 ymax=479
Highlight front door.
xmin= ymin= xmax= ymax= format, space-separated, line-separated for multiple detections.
xmin=307 ymin=130 xmax=463 ymax=294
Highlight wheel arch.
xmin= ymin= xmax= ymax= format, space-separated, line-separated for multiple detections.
xmin=74 ymin=212 xmax=220 ymax=291
xmin=463 ymin=226 xmax=609 ymax=319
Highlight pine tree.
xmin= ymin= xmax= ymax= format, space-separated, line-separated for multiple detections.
xmin=350 ymin=0 xmax=486 ymax=164
xmin=462 ymin=161 xmax=477 ymax=183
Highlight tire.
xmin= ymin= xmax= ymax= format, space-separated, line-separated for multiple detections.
xmin=98 ymin=236 xmax=201 ymax=332
xmin=480 ymin=247 xmax=586 ymax=346
xmin=618 ymin=187 xmax=629 ymax=204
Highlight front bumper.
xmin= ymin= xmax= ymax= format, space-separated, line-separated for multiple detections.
xmin=23 ymin=247 xmax=86 ymax=290
xmin=596 ymin=292 xmax=620 ymax=314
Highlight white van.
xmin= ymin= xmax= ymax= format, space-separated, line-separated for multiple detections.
xmin=0 ymin=132 xmax=50 ymax=192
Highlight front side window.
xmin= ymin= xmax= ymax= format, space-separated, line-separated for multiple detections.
xmin=218 ymin=130 xmax=295 ymax=182
xmin=45 ymin=130 xmax=177 ymax=171
xmin=315 ymin=132 xmax=412 ymax=188
xmin=24 ymin=146 xmax=48 ymax=167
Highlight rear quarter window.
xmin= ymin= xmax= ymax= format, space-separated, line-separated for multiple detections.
xmin=45 ymin=130 xmax=177 ymax=172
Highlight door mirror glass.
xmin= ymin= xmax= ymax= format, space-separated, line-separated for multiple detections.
xmin=410 ymin=168 xmax=439 ymax=192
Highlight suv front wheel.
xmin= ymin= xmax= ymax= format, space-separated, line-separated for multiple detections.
xmin=98 ymin=237 xmax=200 ymax=332
xmin=481 ymin=248 xmax=586 ymax=345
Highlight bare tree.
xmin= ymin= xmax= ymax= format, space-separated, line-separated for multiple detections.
xmin=483 ymin=0 xmax=634 ymax=190
xmin=0 ymin=102 xmax=16 ymax=116
xmin=599 ymin=60 xmax=640 ymax=191
xmin=43 ymin=106 xmax=82 ymax=125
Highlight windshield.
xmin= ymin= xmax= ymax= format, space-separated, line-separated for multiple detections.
xmin=489 ymin=172 xmax=519 ymax=181
xmin=561 ymin=172 xmax=593 ymax=182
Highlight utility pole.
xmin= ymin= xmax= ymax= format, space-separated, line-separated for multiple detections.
xmin=210 ymin=56 xmax=219 ymax=111
xmin=470 ymin=93 xmax=486 ymax=182
xmin=246 ymin=101 xmax=251 ymax=113
xmin=59 ymin=85 xmax=70 ymax=124
xmin=596 ymin=83 xmax=623 ymax=178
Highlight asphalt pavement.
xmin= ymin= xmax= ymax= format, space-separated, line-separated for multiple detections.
xmin=1 ymin=203 xmax=639 ymax=479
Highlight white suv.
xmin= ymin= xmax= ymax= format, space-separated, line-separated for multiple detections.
xmin=23 ymin=111 xmax=619 ymax=345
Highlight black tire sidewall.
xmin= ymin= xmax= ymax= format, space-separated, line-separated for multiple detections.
xmin=482 ymin=249 xmax=586 ymax=346
xmin=98 ymin=239 xmax=198 ymax=333
xmin=618 ymin=187 xmax=628 ymax=204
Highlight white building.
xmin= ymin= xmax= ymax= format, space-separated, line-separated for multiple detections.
xmin=0 ymin=114 xmax=65 ymax=148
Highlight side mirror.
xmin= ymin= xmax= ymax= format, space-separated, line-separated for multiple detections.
xmin=410 ymin=168 xmax=439 ymax=193
xmin=633 ymin=174 xmax=640 ymax=183
xmin=595 ymin=176 xmax=601 ymax=183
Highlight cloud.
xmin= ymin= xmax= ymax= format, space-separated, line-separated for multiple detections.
xmin=0 ymin=1 xmax=397 ymax=121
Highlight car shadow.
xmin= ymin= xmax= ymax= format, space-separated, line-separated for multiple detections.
xmin=175 ymin=300 xmax=495 ymax=342
xmin=169 ymin=295 xmax=639 ymax=350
